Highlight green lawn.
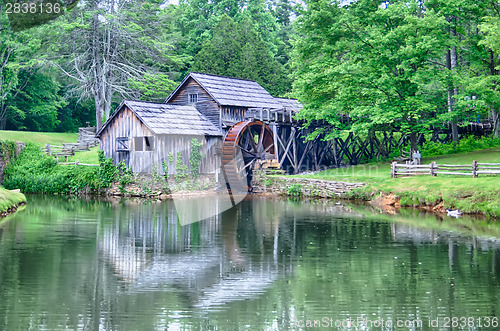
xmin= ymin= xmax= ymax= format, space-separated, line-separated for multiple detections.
xmin=295 ymin=147 xmax=500 ymax=217
xmin=0 ymin=130 xmax=78 ymax=147
xmin=0 ymin=130 xmax=100 ymax=164
xmin=66 ymin=146 xmax=100 ymax=165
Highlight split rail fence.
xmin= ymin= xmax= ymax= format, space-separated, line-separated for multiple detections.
xmin=391 ymin=161 xmax=500 ymax=178
xmin=42 ymin=144 xmax=98 ymax=166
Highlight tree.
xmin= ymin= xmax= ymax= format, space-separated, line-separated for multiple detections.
xmin=0 ymin=9 xmax=50 ymax=130
xmin=46 ymin=0 xmax=180 ymax=129
xmin=426 ymin=0 xmax=500 ymax=138
xmin=193 ymin=15 xmax=290 ymax=96
xmin=292 ymin=0 xmax=453 ymax=151
xmin=5 ymin=69 xmax=66 ymax=131
xmin=478 ymin=8 xmax=500 ymax=137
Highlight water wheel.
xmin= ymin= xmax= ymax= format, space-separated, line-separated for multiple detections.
xmin=222 ymin=121 xmax=275 ymax=191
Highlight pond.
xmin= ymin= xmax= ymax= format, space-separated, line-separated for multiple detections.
xmin=0 ymin=195 xmax=499 ymax=330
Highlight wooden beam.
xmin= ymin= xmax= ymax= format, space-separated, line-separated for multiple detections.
xmin=272 ymin=124 xmax=279 ymax=161
xmin=292 ymin=127 xmax=297 ymax=173
xmin=278 ymin=127 xmax=295 ymax=168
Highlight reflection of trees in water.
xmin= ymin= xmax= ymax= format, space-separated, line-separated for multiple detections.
xmin=94 ymin=196 xmax=500 ymax=329
xmin=99 ymin=197 xmax=500 ymax=291
xmin=3 ymin=196 xmax=500 ymax=330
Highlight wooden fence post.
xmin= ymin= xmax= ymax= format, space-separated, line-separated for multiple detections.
xmin=430 ymin=161 xmax=437 ymax=176
xmin=391 ymin=161 xmax=397 ymax=178
xmin=46 ymin=144 xmax=51 ymax=156
xmin=472 ymin=160 xmax=478 ymax=178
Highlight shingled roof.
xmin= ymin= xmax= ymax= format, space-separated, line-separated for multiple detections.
xmin=96 ymin=100 xmax=223 ymax=137
xmin=166 ymin=72 xmax=284 ymax=109
xmin=275 ymin=97 xmax=302 ymax=112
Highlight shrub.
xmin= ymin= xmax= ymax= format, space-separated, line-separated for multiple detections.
xmin=98 ymin=149 xmax=117 ymax=188
xmin=190 ymin=138 xmax=203 ymax=179
xmin=175 ymin=151 xmax=189 ymax=182
xmin=117 ymin=161 xmax=134 ymax=194
xmin=287 ymin=183 xmax=303 ymax=197
xmin=419 ymin=135 xmax=500 ymax=158
xmin=3 ymin=144 xmax=110 ymax=194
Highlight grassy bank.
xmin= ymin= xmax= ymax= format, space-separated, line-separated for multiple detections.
xmin=0 ymin=130 xmax=78 ymax=147
xmin=293 ymin=147 xmax=500 ymax=217
xmin=0 ymin=187 xmax=26 ymax=215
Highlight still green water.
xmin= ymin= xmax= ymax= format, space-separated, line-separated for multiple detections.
xmin=0 ymin=195 xmax=499 ymax=330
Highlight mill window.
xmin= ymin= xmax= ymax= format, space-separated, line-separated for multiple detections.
xmin=134 ymin=136 xmax=154 ymax=151
xmin=189 ymin=93 xmax=198 ymax=104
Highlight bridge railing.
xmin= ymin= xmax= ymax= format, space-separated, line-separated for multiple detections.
xmin=245 ymin=108 xmax=297 ymax=124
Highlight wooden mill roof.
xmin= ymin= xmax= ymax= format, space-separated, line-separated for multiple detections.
xmin=96 ymin=100 xmax=223 ymax=137
xmin=275 ymin=98 xmax=302 ymax=112
xmin=166 ymin=72 xmax=284 ymax=109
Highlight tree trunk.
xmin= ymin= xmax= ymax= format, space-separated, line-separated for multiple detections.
xmin=446 ymin=48 xmax=459 ymax=145
xmin=493 ymin=106 xmax=500 ymax=137
xmin=489 ymin=50 xmax=499 ymax=138
xmin=409 ymin=132 xmax=417 ymax=153
xmin=446 ymin=17 xmax=459 ymax=146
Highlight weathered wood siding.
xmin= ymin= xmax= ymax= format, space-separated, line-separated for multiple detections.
xmin=155 ymin=135 xmax=221 ymax=175
xmin=99 ymin=107 xmax=153 ymax=170
xmin=167 ymin=77 xmax=221 ymax=129
xmin=221 ymin=106 xmax=247 ymax=126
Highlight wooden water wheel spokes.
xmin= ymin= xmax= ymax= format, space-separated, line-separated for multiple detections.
xmin=222 ymin=121 xmax=275 ymax=191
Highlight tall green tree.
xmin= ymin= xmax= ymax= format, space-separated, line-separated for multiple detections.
xmin=292 ymin=0 xmax=458 ymax=150
xmin=46 ymin=0 xmax=180 ymax=128
xmin=1 ymin=9 xmax=64 ymax=130
xmin=5 ymin=69 xmax=66 ymax=131
xmin=193 ymin=15 xmax=290 ymax=96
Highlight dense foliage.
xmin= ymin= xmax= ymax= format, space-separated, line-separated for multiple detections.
xmin=292 ymin=0 xmax=500 ymax=145
xmin=0 ymin=0 xmax=294 ymax=131
xmin=0 ymin=0 xmax=498 ymax=142
xmin=2 ymin=144 xmax=119 ymax=194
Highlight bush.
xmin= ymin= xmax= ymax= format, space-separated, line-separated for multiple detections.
xmin=98 ymin=149 xmax=117 ymax=188
xmin=190 ymin=138 xmax=203 ymax=179
xmin=287 ymin=183 xmax=303 ymax=197
xmin=3 ymin=143 xmax=107 ymax=194
xmin=419 ymin=135 xmax=500 ymax=158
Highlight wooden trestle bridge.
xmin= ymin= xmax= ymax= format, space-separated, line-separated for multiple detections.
xmin=220 ymin=106 xmax=494 ymax=190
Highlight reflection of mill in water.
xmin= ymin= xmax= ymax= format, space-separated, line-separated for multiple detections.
xmin=98 ymin=197 xmax=292 ymax=308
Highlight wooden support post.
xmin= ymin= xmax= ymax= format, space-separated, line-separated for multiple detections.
xmin=292 ymin=127 xmax=297 ymax=174
xmin=472 ymin=160 xmax=478 ymax=178
xmin=278 ymin=129 xmax=294 ymax=168
xmin=46 ymin=144 xmax=51 ymax=156
xmin=391 ymin=161 xmax=397 ymax=178
xmin=272 ymin=124 xmax=279 ymax=161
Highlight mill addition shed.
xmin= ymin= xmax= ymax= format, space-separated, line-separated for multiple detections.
xmin=96 ymin=100 xmax=222 ymax=174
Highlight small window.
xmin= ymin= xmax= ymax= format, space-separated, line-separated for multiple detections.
xmin=116 ymin=137 xmax=129 ymax=152
xmin=144 ymin=136 xmax=154 ymax=151
xmin=189 ymin=93 xmax=198 ymax=104
xmin=134 ymin=136 xmax=154 ymax=151
xmin=135 ymin=137 xmax=143 ymax=151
